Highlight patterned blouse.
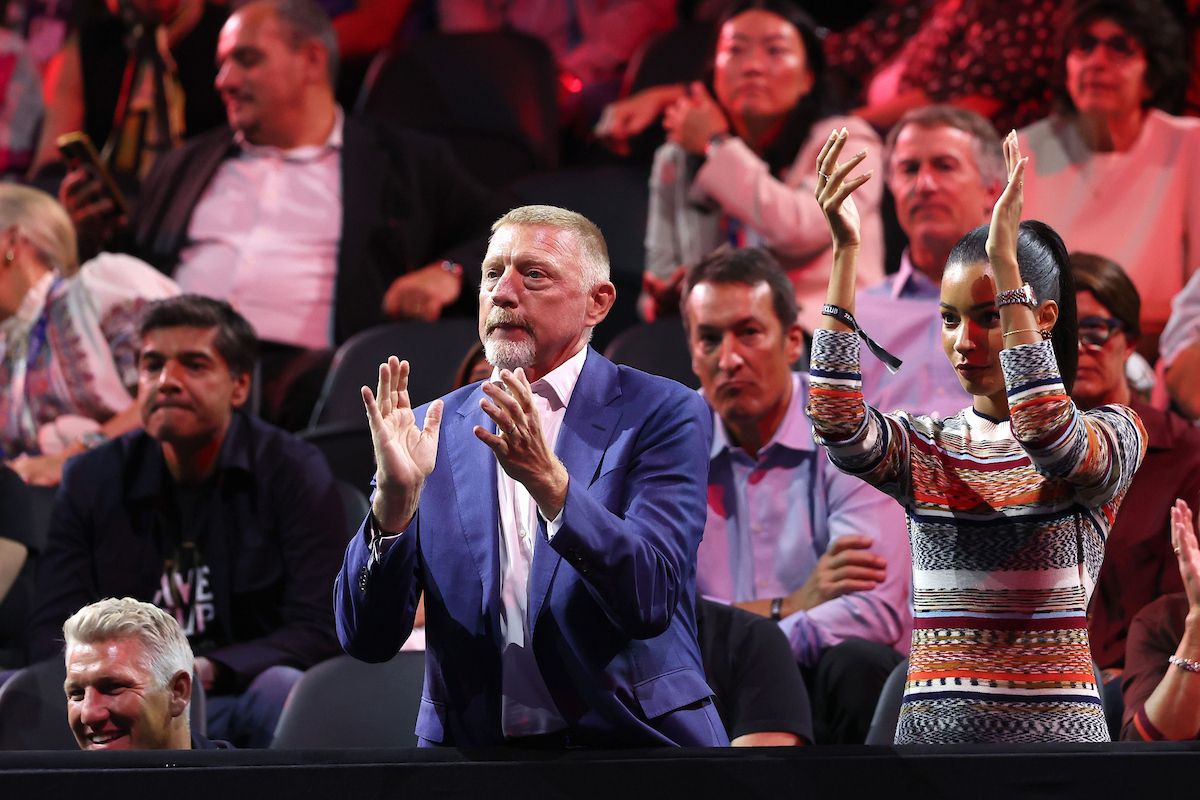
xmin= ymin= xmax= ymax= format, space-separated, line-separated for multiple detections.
xmin=807 ymin=329 xmax=1146 ymax=743
xmin=0 ymin=253 xmax=178 ymax=458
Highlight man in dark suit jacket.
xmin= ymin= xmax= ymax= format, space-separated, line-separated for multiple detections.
xmin=335 ymin=205 xmax=727 ymax=748
xmin=29 ymin=296 xmax=345 ymax=748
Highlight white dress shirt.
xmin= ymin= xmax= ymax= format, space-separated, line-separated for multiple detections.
xmin=493 ymin=345 xmax=587 ymax=737
xmin=175 ymin=111 xmax=344 ymax=349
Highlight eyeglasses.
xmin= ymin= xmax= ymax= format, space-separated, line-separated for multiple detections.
xmin=1078 ymin=315 xmax=1125 ymax=349
xmin=1071 ymin=32 xmax=1141 ymax=60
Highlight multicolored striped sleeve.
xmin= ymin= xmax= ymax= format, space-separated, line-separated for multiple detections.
xmin=1000 ymin=340 xmax=1147 ymax=508
xmin=807 ymin=329 xmax=912 ymax=497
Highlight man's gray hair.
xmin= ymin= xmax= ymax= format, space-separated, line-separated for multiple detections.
xmin=883 ymin=105 xmax=1005 ymax=191
xmin=0 ymin=184 xmax=79 ymax=276
xmin=238 ymin=0 xmax=339 ymax=85
xmin=63 ymin=598 xmax=194 ymax=690
xmin=491 ymin=205 xmax=611 ymax=290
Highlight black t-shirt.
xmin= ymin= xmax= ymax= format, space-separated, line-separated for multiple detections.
xmin=152 ymin=472 xmax=223 ymax=656
xmin=696 ymin=598 xmax=813 ymax=743
xmin=0 ymin=466 xmax=35 ymax=665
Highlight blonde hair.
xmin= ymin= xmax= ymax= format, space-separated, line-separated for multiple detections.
xmin=0 ymin=184 xmax=79 ymax=276
xmin=490 ymin=205 xmax=610 ymax=289
xmin=63 ymin=598 xmax=194 ymax=689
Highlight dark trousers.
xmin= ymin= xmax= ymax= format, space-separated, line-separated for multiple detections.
xmin=801 ymin=638 xmax=904 ymax=745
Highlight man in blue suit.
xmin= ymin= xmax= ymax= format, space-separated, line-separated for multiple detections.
xmin=335 ymin=205 xmax=727 ymax=748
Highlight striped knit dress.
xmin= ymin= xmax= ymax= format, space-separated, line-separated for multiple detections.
xmin=808 ymin=330 xmax=1146 ymax=744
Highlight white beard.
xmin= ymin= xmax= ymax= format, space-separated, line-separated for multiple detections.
xmin=483 ymin=336 xmax=535 ymax=372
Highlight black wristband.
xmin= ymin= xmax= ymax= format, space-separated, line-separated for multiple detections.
xmin=821 ymin=304 xmax=903 ymax=374
xmin=770 ymin=597 xmax=784 ymax=621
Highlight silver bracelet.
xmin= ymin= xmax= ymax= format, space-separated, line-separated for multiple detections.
xmin=1168 ymin=654 xmax=1200 ymax=673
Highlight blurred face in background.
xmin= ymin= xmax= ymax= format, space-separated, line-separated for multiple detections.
xmin=1073 ymin=290 xmax=1134 ymax=408
xmin=1066 ymin=17 xmax=1150 ymax=119
xmin=713 ymin=10 xmax=814 ymax=131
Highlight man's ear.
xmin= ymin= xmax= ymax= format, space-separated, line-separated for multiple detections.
xmin=168 ymin=670 xmax=192 ymax=719
xmin=229 ymin=370 xmax=252 ymax=409
xmin=585 ymin=281 xmax=617 ymax=328
xmin=785 ymin=321 xmax=805 ymax=364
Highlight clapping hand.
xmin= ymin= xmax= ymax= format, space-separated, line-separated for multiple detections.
xmin=362 ymin=357 xmax=443 ymax=531
xmin=815 ymin=127 xmax=873 ymax=250
xmin=1171 ymin=498 xmax=1200 ymax=613
xmin=985 ymin=131 xmax=1027 ymax=272
xmin=474 ymin=368 xmax=569 ymax=519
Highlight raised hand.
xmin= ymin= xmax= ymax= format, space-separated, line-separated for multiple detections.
xmin=985 ymin=130 xmax=1027 ymax=270
xmin=474 ymin=368 xmax=569 ymax=519
xmin=1171 ymin=498 xmax=1200 ymax=613
xmin=663 ymin=82 xmax=729 ymax=156
xmin=815 ymin=127 xmax=873 ymax=250
xmin=362 ymin=357 xmax=443 ymax=531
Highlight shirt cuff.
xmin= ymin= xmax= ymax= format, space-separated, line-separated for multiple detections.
xmin=777 ymin=610 xmax=822 ymax=668
xmin=542 ymin=506 xmax=565 ymax=542
xmin=368 ymin=512 xmax=405 ymax=563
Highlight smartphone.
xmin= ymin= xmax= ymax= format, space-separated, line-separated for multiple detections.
xmin=56 ymin=131 xmax=130 ymax=218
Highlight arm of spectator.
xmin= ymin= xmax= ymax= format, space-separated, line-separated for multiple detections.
xmin=772 ymin=476 xmax=910 ymax=667
xmin=595 ymin=83 xmax=687 ymax=155
xmin=692 ymin=115 xmax=883 ymax=264
xmin=332 ymin=0 xmax=413 ymax=60
xmin=28 ymin=35 xmax=83 ymax=178
xmin=1122 ymin=500 xmax=1200 ymax=741
xmin=382 ymin=260 xmax=464 ymax=321
xmin=8 ymin=402 xmax=142 ymax=487
xmin=0 ymin=537 xmax=28 ymax=609
xmin=558 ymin=0 xmax=675 ymax=86
xmin=1161 ymin=270 xmax=1200 ymax=419
xmin=204 ymin=444 xmax=347 ymax=691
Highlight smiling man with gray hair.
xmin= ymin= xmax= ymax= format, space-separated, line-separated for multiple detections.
xmin=336 ymin=204 xmax=728 ymax=748
xmin=63 ymin=597 xmax=228 ymax=750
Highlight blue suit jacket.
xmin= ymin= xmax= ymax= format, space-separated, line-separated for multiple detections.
xmin=334 ymin=350 xmax=727 ymax=747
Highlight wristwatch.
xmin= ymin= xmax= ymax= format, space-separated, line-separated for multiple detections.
xmin=705 ymin=132 xmax=732 ymax=158
xmin=996 ymin=283 xmax=1037 ymax=309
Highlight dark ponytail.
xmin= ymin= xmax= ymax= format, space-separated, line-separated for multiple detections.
xmin=947 ymin=221 xmax=1078 ymax=390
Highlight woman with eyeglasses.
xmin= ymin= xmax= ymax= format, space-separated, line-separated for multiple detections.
xmin=808 ymin=128 xmax=1147 ymax=743
xmin=1018 ymin=0 xmax=1199 ymax=362
xmin=1069 ymin=252 xmax=1200 ymax=734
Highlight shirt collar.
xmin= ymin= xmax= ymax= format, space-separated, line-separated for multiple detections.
xmin=890 ymin=249 xmax=942 ymax=301
xmin=708 ymin=372 xmax=813 ymax=459
xmin=487 ymin=345 xmax=589 ymax=412
xmin=128 ymin=412 xmax=256 ymax=501
xmin=235 ymin=105 xmax=344 ymax=161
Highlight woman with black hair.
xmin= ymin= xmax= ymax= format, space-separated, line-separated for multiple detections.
xmin=641 ymin=0 xmax=883 ymax=329
xmin=1019 ymin=0 xmax=1200 ymax=361
xmin=806 ymin=128 xmax=1146 ymax=743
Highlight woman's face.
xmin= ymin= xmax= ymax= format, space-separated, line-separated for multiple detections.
xmin=713 ymin=10 xmax=814 ymax=128
xmin=939 ymin=259 xmax=1007 ymax=403
xmin=1065 ymin=18 xmax=1150 ymax=119
xmin=1073 ymin=290 xmax=1133 ymax=407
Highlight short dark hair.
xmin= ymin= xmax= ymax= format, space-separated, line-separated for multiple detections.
xmin=238 ymin=0 xmax=340 ymax=85
xmin=138 ymin=295 xmax=260 ymax=376
xmin=1070 ymin=252 xmax=1142 ymax=341
xmin=948 ymin=221 xmax=1079 ymax=391
xmin=1055 ymin=0 xmax=1187 ymax=113
xmin=681 ymin=245 xmax=799 ymax=330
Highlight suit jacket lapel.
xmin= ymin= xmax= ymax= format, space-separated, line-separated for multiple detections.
xmin=447 ymin=387 xmax=501 ymax=640
xmin=528 ymin=351 xmax=621 ymax=628
xmin=335 ymin=119 xmax=388 ymax=342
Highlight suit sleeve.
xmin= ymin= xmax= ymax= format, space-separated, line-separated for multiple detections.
xmin=547 ymin=384 xmax=712 ymax=640
xmin=333 ymin=492 xmax=423 ymax=663
xmin=204 ymin=443 xmax=346 ymax=687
